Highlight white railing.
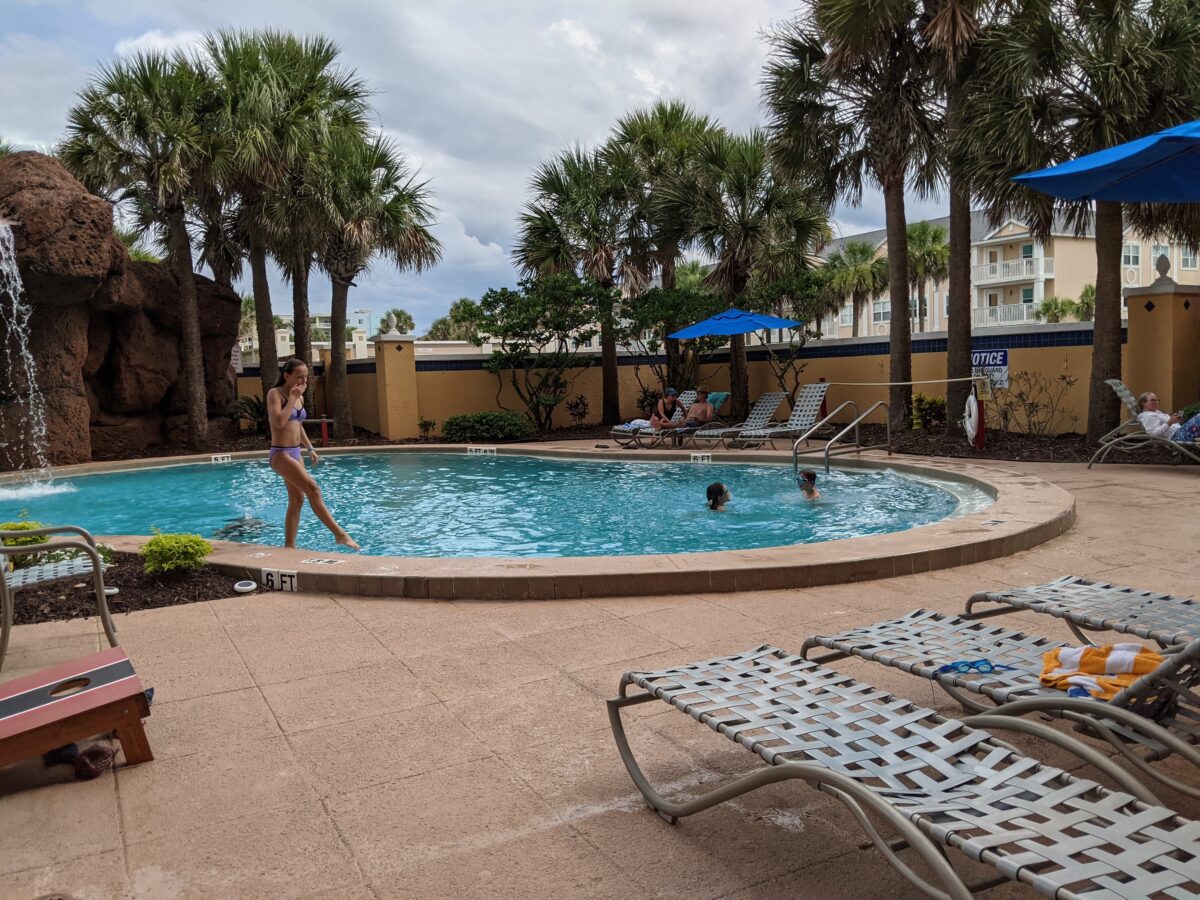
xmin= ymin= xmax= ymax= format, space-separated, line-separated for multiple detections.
xmin=972 ymin=257 xmax=1054 ymax=284
xmin=972 ymin=303 xmax=1041 ymax=327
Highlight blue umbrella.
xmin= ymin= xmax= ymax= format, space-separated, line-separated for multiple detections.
xmin=1013 ymin=120 xmax=1200 ymax=202
xmin=668 ymin=308 xmax=803 ymax=339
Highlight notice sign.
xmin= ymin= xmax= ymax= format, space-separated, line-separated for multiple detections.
xmin=971 ymin=349 xmax=1009 ymax=390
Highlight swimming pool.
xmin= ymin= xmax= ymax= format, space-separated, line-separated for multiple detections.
xmin=2 ymin=452 xmax=993 ymax=557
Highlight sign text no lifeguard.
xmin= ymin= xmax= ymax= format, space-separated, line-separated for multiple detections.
xmin=971 ymin=349 xmax=1009 ymax=390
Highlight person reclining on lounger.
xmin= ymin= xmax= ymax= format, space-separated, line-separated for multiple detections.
xmin=649 ymin=388 xmax=683 ymax=430
xmin=661 ymin=389 xmax=715 ymax=430
xmin=1137 ymin=391 xmax=1200 ymax=443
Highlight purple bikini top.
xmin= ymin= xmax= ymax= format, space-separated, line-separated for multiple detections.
xmin=288 ymin=405 xmax=307 ymax=422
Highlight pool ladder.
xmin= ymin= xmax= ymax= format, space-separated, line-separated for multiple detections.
xmin=792 ymin=401 xmax=892 ymax=476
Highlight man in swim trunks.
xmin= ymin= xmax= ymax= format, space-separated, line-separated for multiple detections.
xmin=662 ymin=389 xmax=715 ymax=430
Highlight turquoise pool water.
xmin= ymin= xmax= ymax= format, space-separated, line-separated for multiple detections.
xmin=1 ymin=452 xmax=991 ymax=557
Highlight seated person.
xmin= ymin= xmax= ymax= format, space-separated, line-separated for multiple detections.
xmin=1137 ymin=391 xmax=1200 ymax=442
xmin=662 ymin=389 xmax=715 ymax=430
xmin=650 ymin=388 xmax=682 ymax=430
xmin=797 ymin=469 xmax=820 ymax=499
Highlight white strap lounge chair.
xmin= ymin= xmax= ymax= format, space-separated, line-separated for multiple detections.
xmin=1089 ymin=379 xmax=1200 ymax=467
xmin=609 ymin=645 xmax=1200 ymax=899
xmin=1 ymin=525 xmax=118 ymax=671
xmin=733 ymin=383 xmax=830 ymax=449
xmin=801 ymin=609 xmax=1200 ymax=800
xmin=689 ymin=391 xmax=787 ymax=449
xmin=609 ymin=391 xmax=696 ymax=447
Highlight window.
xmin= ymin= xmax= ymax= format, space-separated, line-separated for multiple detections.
xmin=872 ymin=300 xmax=891 ymax=323
xmin=1182 ymin=246 xmax=1198 ymax=270
xmin=986 ymin=291 xmax=1000 ymax=308
xmin=839 ymin=303 xmax=853 ymax=326
xmin=1020 ymin=243 xmax=1034 ymax=259
xmin=1021 ymin=287 xmax=1034 ymax=304
xmin=1122 ymin=243 xmax=1141 ymax=267
xmin=1152 ymin=244 xmax=1170 ymax=268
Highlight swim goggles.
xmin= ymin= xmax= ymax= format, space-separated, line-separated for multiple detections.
xmin=935 ymin=659 xmax=1016 ymax=674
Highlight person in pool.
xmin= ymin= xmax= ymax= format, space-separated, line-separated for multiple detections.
xmin=797 ymin=469 xmax=820 ymax=500
xmin=706 ymin=482 xmax=731 ymax=511
xmin=267 ymin=358 xmax=360 ymax=550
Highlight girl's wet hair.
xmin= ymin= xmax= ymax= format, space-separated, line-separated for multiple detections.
xmin=706 ymin=482 xmax=727 ymax=510
xmin=274 ymin=357 xmax=308 ymax=388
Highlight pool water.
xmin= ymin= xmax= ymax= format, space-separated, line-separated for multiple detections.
xmin=1 ymin=452 xmax=992 ymax=557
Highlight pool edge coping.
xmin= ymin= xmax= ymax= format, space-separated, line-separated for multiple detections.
xmin=20 ymin=442 xmax=1076 ymax=600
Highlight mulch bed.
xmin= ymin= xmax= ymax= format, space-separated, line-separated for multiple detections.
xmin=11 ymin=551 xmax=261 ymax=626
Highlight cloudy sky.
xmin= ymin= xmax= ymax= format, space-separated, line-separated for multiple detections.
xmin=3 ymin=0 xmax=946 ymax=332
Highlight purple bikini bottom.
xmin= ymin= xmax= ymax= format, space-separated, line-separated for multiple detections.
xmin=269 ymin=446 xmax=303 ymax=462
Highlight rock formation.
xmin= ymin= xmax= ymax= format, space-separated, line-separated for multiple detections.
xmin=0 ymin=152 xmax=239 ymax=468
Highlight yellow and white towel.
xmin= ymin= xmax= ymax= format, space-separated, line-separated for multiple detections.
xmin=1040 ymin=643 xmax=1163 ymax=700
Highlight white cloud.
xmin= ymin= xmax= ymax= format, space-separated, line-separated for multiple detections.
xmin=547 ymin=19 xmax=600 ymax=56
xmin=114 ymin=29 xmax=204 ymax=58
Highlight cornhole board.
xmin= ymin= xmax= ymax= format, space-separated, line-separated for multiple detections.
xmin=0 ymin=647 xmax=152 ymax=769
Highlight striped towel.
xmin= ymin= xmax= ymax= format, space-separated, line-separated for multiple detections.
xmin=1040 ymin=643 xmax=1163 ymax=700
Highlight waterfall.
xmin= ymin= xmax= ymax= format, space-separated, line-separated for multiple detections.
xmin=0 ymin=221 xmax=49 ymax=474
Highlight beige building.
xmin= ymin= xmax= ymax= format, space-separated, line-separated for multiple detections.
xmin=818 ymin=211 xmax=1200 ymax=338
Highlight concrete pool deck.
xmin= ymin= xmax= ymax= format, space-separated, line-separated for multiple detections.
xmin=1 ymin=458 xmax=1198 ymax=898
xmin=77 ymin=441 xmax=1077 ymax=599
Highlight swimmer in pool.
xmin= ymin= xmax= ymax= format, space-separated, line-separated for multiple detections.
xmin=706 ymin=482 xmax=731 ymax=511
xmin=797 ymin=469 xmax=820 ymax=500
xmin=267 ymin=358 xmax=359 ymax=550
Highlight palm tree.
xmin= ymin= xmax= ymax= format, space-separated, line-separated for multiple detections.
xmin=1076 ymin=284 xmax=1096 ymax=322
xmin=763 ymin=13 xmax=941 ymax=431
xmin=659 ymin=129 xmax=828 ymax=419
xmin=906 ymin=220 xmax=949 ymax=333
xmin=959 ymin=0 xmax=1200 ymax=444
xmin=386 ymin=308 xmax=415 ymax=333
xmin=824 ymin=240 xmax=888 ymax=338
xmin=1034 ymin=296 xmax=1077 ymax=324
xmin=113 ymin=225 xmax=162 ymax=263
xmin=317 ymin=132 xmax=441 ymax=439
xmin=514 ymin=146 xmax=638 ymax=425
xmin=206 ymin=30 xmax=369 ymax=398
xmin=62 ymin=51 xmax=223 ymax=449
xmin=609 ymin=101 xmax=721 ymax=388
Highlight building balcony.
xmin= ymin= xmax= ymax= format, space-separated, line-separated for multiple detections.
xmin=972 ymin=257 xmax=1054 ymax=284
xmin=972 ymin=303 xmax=1040 ymax=328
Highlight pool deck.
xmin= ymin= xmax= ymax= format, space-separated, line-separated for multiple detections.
xmin=2 ymin=457 xmax=1199 ymax=899
xmin=87 ymin=441 xmax=1076 ymax=599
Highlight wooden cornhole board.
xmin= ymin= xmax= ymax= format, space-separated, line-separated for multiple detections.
xmin=0 ymin=647 xmax=152 ymax=769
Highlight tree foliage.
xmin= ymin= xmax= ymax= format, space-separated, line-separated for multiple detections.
xmin=469 ymin=275 xmax=608 ymax=433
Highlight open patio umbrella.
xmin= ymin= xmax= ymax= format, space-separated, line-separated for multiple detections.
xmin=668 ymin=308 xmax=802 ymax=339
xmin=1012 ymin=120 xmax=1200 ymax=202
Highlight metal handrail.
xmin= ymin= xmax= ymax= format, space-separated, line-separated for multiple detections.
xmin=791 ymin=401 xmax=859 ymax=477
xmin=795 ymin=401 xmax=892 ymax=474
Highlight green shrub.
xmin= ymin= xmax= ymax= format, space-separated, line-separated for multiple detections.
xmin=1178 ymin=401 xmax=1200 ymax=422
xmin=912 ymin=393 xmax=948 ymax=431
xmin=417 ymin=416 xmax=437 ymax=440
xmin=0 ymin=520 xmax=49 ymax=569
xmin=140 ymin=533 xmax=213 ymax=575
xmin=234 ymin=394 xmax=269 ymax=433
xmin=441 ymin=411 xmax=535 ymax=443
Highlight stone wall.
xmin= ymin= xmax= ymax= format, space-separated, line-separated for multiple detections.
xmin=0 ymin=152 xmax=239 ymax=468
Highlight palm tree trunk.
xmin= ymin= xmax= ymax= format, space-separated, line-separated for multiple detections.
xmin=250 ymin=239 xmax=278 ymax=400
xmin=661 ymin=250 xmax=683 ymax=388
xmin=729 ymin=333 xmax=749 ymax=421
xmin=946 ymin=170 xmax=972 ymax=440
xmin=329 ymin=278 xmax=353 ymax=440
xmin=291 ymin=257 xmax=314 ymax=410
xmin=917 ymin=281 xmax=926 ymax=333
xmin=598 ymin=286 xmax=620 ymax=424
xmin=851 ymin=291 xmax=862 ymax=338
xmin=883 ymin=179 xmax=912 ymax=431
xmin=166 ymin=206 xmax=208 ymax=449
xmin=1088 ymin=201 xmax=1124 ymax=445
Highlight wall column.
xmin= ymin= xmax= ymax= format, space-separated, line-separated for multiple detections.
xmin=371 ymin=333 xmax=419 ymax=439
xmin=1123 ymin=257 xmax=1200 ymax=412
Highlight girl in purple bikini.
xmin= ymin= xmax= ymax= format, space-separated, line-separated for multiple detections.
xmin=267 ymin=358 xmax=359 ymax=550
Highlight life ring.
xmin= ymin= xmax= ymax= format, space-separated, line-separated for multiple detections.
xmin=964 ymin=394 xmax=979 ymax=445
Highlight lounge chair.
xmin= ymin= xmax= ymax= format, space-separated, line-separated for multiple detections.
xmin=653 ymin=391 xmax=731 ymax=448
xmin=1088 ymin=378 xmax=1200 ymax=467
xmin=609 ymin=645 xmax=1200 ymax=898
xmin=801 ymin=609 xmax=1200 ymax=799
xmin=732 ymin=382 xmax=831 ymax=449
xmin=1 ymin=525 xmax=118 ymax=671
xmin=688 ymin=391 xmax=787 ymax=449
xmin=964 ymin=574 xmax=1198 ymax=648
xmin=609 ymin=391 xmax=696 ymax=448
